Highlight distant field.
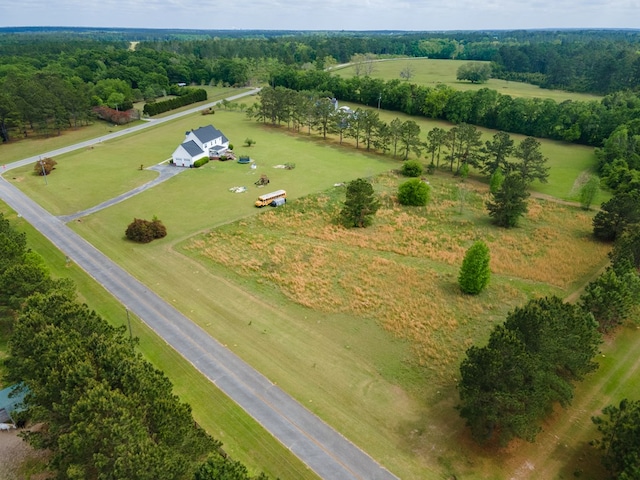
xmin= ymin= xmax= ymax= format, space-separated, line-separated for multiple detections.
xmin=333 ymin=58 xmax=602 ymax=102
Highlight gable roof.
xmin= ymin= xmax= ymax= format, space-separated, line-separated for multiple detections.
xmin=181 ymin=140 xmax=205 ymax=157
xmin=191 ymin=125 xmax=221 ymax=144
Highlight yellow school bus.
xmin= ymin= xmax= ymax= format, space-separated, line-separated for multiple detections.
xmin=255 ymin=189 xmax=287 ymax=207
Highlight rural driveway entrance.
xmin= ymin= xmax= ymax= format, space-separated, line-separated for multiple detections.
xmin=0 ymin=92 xmax=399 ymax=480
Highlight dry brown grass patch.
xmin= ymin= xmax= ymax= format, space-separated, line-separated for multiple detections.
xmin=183 ymin=173 xmax=609 ymax=380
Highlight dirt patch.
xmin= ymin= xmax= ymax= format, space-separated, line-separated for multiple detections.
xmin=0 ymin=427 xmax=49 ymax=480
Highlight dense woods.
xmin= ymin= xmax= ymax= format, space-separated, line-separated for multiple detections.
xmin=0 ymin=214 xmax=263 ymax=479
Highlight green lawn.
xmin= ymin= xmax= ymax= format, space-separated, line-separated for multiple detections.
xmin=333 ymin=58 xmax=602 ymax=102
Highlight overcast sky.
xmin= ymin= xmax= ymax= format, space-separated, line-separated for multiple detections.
xmin=1 ymin=0 xmax=639 ymax=31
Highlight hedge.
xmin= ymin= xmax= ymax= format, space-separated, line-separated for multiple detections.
xmin=143 ymin=88 xmax=208 ymax=117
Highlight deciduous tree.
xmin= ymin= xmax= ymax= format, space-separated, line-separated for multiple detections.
xmin=456 ymin=62 xmax=492 ymax=83
xmin=397 ymin=178 xmax=430 ymax=206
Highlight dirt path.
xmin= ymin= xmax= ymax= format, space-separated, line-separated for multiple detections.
xmin=505 ymin=326 xmax=640 ymax=480
xmin=0 ymin=427 xmax=48 ymax=480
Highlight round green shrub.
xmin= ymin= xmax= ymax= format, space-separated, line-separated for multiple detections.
xmin=397 ymin=178 xmax=430 ymax=206
xmin=401 ymin=160 xmax=423 ymax=177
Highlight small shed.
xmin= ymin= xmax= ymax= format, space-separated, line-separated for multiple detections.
xmin=0 ymin=384 xmax=27 ymax=423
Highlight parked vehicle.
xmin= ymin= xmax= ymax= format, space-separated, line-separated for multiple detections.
xmin=255 ymin=189 xmax=286 ymax=207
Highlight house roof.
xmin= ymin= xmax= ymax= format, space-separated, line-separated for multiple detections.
xmin=0 ymin=384 xmax=27 ymax=423
xmin=181 ymin=140 xmax=205 ymax=157
xmin=192 ymin=125 xmax=222 ymax=144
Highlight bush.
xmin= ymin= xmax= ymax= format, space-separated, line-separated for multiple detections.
xmin=34 ymin=157 xmax=57 ymax=176
xmin=458 ymin=241 xmax=491 ymax=294
xmin=193 ymin=157 xmax=209 ymax=168
xmin=401 ymin=160 xmax=423 ymax=177
xmin=125 ymin=217 xmax=167 ymax=243
xmin=397 ymin=179 xmax=430 ymax=206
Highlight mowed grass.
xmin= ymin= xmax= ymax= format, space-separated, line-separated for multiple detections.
xmin=333 ymin=58 xmax=602 ymax=102
xmin=0 ymin=204 xmax=318 ymax=480
xmin=336 ymin=101 xmax=606 ymax=203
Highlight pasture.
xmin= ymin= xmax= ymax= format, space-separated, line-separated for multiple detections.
xmin=2 ymin=104 xmax=630 ymax=479
xmin=333 ymin=58 xmax=602 ymax=102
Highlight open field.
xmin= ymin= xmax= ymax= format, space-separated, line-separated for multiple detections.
xmin=2 ymin=105 xmax=628 ymax=479
xmin=7 ymin=106 xmax=606 ymax=218
xmin=20 ymin=110 xmax=609 ymax=478
xmin=333 ymin=58 xmax=602 ymax=102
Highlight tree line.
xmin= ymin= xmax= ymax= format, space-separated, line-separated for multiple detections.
xmin=2 ymin=29 xmax=640 ymax=142
xmin=0 ymin=213 xmax=269 ymax=479
xmin=270 ymin=67 xmax=640 ymax=147
xmin=141 ymin=29 xmax=640 ymax=95
xmin=249 ymin=86 xmax=549 ymax=180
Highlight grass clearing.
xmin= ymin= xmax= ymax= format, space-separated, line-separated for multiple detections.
xmin=333 ymin=58 xmax=602 ymax=102
xmin=69 ymin=165 xmax=607 ymax=477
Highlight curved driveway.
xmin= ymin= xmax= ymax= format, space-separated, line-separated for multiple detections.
xmin=0 ymin=92 xmax=398 ymax=480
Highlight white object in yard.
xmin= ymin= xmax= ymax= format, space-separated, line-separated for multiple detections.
xmin=0 ymin=423 xmax=16 ymax=431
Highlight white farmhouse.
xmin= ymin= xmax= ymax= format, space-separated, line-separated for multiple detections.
xmin=172 ymin=125 xmax=229 ymax=167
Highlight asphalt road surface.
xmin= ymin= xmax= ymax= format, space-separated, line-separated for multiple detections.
xmin=0 ymin=93 xmax=399 ymax=480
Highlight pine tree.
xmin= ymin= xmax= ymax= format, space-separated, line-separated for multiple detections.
xmin=339 ymin=178 xmax=380 ymax=228
xmin=486 ymin=174 xmax=529 ymax=228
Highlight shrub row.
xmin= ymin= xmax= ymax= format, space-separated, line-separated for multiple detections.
xmin=143 ymin=88 xmax=208 ymax=117
xmin=193 ymin=157 xmax=209 ymax=168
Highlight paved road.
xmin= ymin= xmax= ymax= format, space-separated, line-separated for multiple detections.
xmin=0 ymin=93 xmax=399 ymax=480
xmin=4 ymin=88 xmax=261 ymax=172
